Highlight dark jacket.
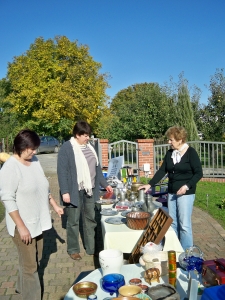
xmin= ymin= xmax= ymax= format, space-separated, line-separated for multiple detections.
xmin=149 ymin=146 xmax=203 ymax=195
xmin=57 ymin=141 xmax=108 ymax=207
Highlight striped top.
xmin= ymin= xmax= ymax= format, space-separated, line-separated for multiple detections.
xmin=80 ymin=144 xmax=97 ymax=188
xmin=0 ymin=156 xmax=52 ymax=238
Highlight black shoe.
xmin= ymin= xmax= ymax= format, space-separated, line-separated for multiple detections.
xmin=15 ymin=290 xmax=20 ymax=294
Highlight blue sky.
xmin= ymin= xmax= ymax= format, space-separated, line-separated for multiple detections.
xmin=1 ymin=0 xmax=225 ymax=104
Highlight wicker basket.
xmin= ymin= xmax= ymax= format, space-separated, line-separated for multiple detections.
xmin=126 ymin=211 xmax=151 ymax=230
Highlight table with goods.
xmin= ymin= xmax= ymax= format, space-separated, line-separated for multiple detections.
xmin=64 ymin=263 xmax=204 ymax=299
xmin=64 ymin=244 xmax=225 ymax=300
xmin=98 ymin=183 xmax=183 ymax=254
xmin=65 ymin=182 xmax=225 ymax=300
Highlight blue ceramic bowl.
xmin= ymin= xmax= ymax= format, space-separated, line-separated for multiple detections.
xmin=101 ymin=273 xmax=125 ymax=296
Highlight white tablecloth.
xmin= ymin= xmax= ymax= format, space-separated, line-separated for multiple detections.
xmin=101 ymin=208 xmax=184 ymax=254
xmin=64 ymin=264 xmax=202 ymax=300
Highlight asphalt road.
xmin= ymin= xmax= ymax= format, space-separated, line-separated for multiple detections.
xmin=37 ymin=153 xmax=58 ymax=174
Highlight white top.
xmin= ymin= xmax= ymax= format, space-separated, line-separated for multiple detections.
xmin=0 ymin=156 xmax=52 ymax=238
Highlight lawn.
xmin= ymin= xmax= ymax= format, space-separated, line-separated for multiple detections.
xmin=0 ymin=181 xmax=224 ymax=228
xmin=195 ymin=181 xmax=225 ymax=228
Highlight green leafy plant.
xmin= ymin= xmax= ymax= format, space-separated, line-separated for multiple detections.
xmin=221 ymin=198 xmax=225 ymax=210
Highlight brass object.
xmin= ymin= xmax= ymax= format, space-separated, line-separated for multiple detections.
xmin=72 ymin=281 xmax=97 ymax=298
xmin=131 ymin=183 xmax=143 ymax=192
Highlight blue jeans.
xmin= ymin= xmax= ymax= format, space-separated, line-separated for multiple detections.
xmin=167 ymin=193 xmax=195 ymax=250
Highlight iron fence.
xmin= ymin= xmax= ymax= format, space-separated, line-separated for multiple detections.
xmin=154 ymin=141 xmax=225 ymax=178
xmin=108 ymin=140 xmax=139 ymax=172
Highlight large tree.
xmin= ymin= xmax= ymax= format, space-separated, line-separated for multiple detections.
xmin=0 ymin=79 xmax=19 ymax=139
xmin=163 ymin=73 xmax=200 ymax=141
xmin=176 ymin=83 xmax=199 ymax=141
xmin=96 ymin=82 xmax=175 ymax=141
xmin=3 ymin=36 xmax=109 ymax=138
xmin=202 ymin=68 xmax=225 ymax=141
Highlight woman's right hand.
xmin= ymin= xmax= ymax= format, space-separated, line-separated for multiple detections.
xmin=138 ymin=184 xmax=151 ymax=193
xmin=17 ymin=225 xmax=32 ymax=244
xmin=62 ymin=193 xmax=71 ymax=203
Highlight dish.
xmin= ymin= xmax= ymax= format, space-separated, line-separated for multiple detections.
xmin=121 ymin=210 xmax=131 ymax=217
xmin=119 ymin=285 xmax=142 ymax=297
xmin=147 ymin=283 xmax=180 ymax=300
xmin=129 ymin=278 xmax=142 ymax=285
xmin=96 ymin=200 xmax=114 ymax=205
xmin=105 ymin=217 xmax=126 ymax=225
xmin=72 ymin=281 xmax=97 ymax=298
xmin=100 ymin=210 xmax=119 ymax=216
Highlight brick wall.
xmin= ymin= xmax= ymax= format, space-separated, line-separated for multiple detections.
xmin=201 ymin=178 xmax=225 ymax=183
xmin=100 ymin=139 xmax=109 ymax=167
xmin=136 ymin=139 xmax=154 ymax=177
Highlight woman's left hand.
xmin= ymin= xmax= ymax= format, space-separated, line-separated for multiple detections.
xmin=49 ymin=196 xmax=64 ymax=217
xmin=177 ymin=185 xmax=188 ymax=195
xmin=54 ymin=205 xmax=64 ymax=217
xmin=106 ymin=185 xmax=113 ymax=193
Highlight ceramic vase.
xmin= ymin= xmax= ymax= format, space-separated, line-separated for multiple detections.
xmin=99 ymin=249 xmax=123 ymax=276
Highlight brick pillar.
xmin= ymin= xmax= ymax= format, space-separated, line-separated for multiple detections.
xmin=100 ymin=139 xmax=109 ymax=167
xmin=136 ymin=139 xmax=154 ymax=178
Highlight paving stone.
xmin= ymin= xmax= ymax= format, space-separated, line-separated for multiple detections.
xmin=0 ymin=288 xmax=6 ymax=295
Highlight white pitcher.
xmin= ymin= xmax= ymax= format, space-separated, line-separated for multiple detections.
xmin=99 ymin=249 xmax=123 ymax=276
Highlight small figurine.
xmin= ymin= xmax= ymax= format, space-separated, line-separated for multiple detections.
xmin=144 ymin=267 xmax=160 ymax=285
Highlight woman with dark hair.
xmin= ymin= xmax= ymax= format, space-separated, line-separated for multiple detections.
xmin=0 ymin=129 xmax=64 ymax=300
xmin=57 ymin=121 xmax=113 ymax=260
xmin=139 ymin=126 xmax=203 ymax=250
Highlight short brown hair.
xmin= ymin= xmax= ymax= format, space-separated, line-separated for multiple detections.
xmin=165 ymin=126 xmax=187 ymax=142
xmin=73 ymin=121 xmax=92 ymax=137
xmin=13 ymin=129 xmax=40 ymax=156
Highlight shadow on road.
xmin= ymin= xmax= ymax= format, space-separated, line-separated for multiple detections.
xmin=39 ymin=220 xmax=65 ymax=298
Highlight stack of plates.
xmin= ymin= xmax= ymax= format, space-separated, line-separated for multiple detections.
xmin=100 ymin=209 xmax=119 ymax=216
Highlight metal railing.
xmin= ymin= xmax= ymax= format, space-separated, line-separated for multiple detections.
xmin=154 ymin=141 xmax=225 ymax=178
xmin=108 ymin=140 xmax=139 ymax=174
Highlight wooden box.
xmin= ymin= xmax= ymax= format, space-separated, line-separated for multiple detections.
xmin=202 ymin=258 xmax=225 ymax=287
xmin=129 ymin=208 xmax=173 ymax=263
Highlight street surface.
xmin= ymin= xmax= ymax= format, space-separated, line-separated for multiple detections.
xmin=37 ymin=153 xmax=58 ymax=174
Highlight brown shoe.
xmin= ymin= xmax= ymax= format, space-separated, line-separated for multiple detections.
xmin=70 ymin=253 xmax=82 ymax=260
